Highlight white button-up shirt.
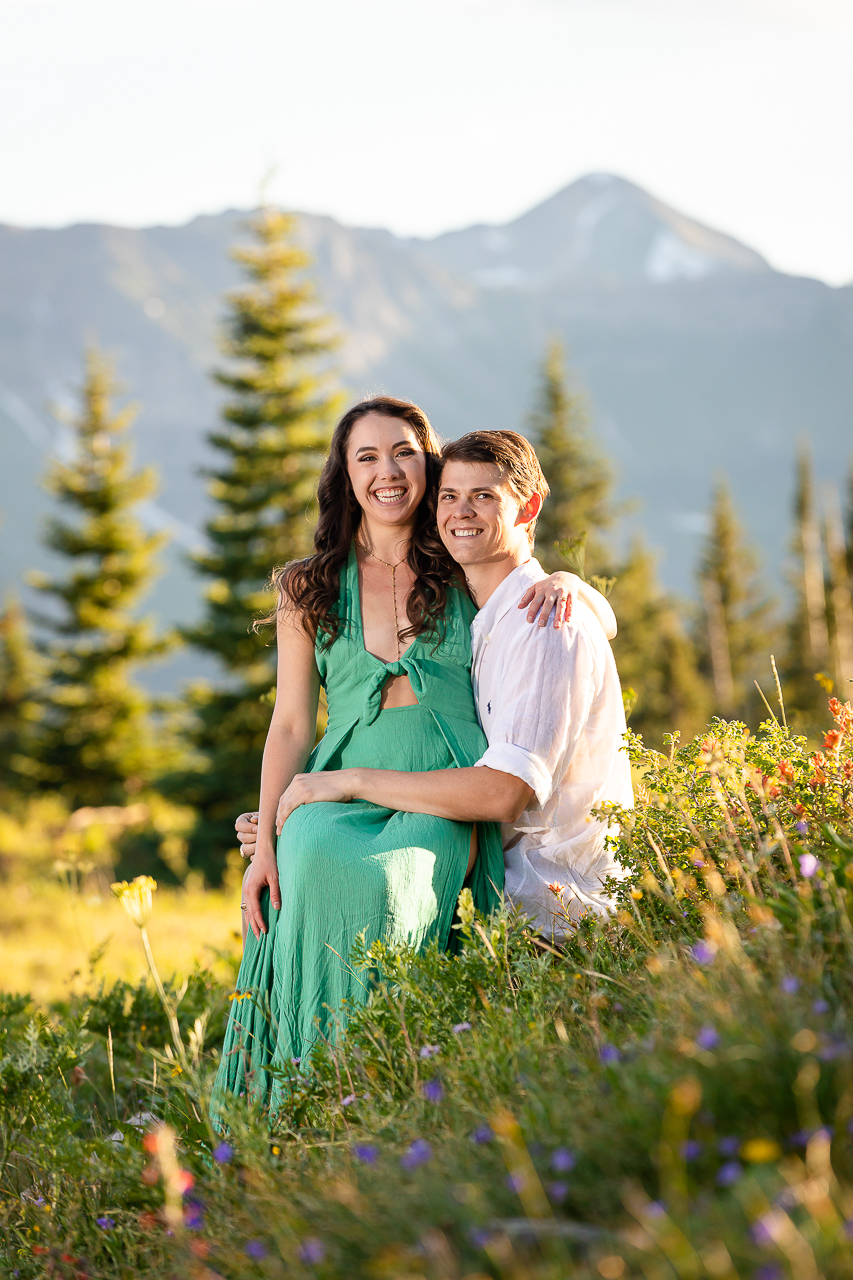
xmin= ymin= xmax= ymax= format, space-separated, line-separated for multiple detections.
xmin=471 ymin=558 xmax=634 ymax=937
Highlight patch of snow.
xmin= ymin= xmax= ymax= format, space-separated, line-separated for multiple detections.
xmin=482 ymin=229 xmax=510 ymax=255
xmin=646 ymin=231 xmax=717 ymax=282
xmin=471 ymin=264 xmax=527 ymax=289
xmin=568 ymin=190 xmax=624 ymax=267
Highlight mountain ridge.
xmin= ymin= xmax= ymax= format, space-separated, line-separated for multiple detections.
xmin=1 ymin=175 xmax=850 ymax=689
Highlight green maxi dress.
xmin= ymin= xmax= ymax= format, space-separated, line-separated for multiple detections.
xmin=213 ymin=547 xmax=504 ymax=1111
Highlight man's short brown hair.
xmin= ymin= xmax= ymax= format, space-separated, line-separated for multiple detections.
xmin=440 ymin=430 xmax=550 ymax=546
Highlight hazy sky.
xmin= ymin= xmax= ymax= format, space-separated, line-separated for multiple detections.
xmin=2 ymin=0 xmax=852 ymax=283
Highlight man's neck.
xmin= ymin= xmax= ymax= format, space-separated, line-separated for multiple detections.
xmin=464 ymin=547 xmax=531 ymax=608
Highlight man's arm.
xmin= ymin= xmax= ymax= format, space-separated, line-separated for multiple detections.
xmin=275 ymin=764 xmax=533 ymax=831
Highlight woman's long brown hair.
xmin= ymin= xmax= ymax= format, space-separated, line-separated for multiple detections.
xmin=271 ymin=396 xmax=455 ymax=645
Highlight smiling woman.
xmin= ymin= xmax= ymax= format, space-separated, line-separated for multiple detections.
xmin=212 ymin=396 xmax=517 ymax=1113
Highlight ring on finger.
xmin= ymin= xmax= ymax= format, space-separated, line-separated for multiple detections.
xmin=241 ymin=902 xmax=247 ymax=909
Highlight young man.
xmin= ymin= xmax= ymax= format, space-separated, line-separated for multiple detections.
xmin=241 ymin=431 xmax=633 ymax=936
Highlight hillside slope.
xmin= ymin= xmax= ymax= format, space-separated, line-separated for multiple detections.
xmin=1 ymin=174 xmax=850 ymax=688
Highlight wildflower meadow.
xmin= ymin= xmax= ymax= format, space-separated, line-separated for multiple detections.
xmin=1 ymin=685 xmax=852 ymax=1279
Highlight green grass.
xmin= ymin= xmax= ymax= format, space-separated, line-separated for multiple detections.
xmin=1 ymin=697 xmax=853 ymax=1278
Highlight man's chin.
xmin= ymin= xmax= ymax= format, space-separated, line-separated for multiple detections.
xmin=442 ymin=538 xmax=484 ymax=565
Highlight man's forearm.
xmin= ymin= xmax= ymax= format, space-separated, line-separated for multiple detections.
xmin=350 ymin=765 xmax=532 ymax=825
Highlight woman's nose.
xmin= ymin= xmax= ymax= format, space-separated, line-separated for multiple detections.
xmin=379 ymin=454 xmax=404 ymax=478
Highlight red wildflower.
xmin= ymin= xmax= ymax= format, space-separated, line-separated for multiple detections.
xmin=778 ymin=760 xmax=794 ymax=784
xmin=823 ymin=729 xmax=842 ymax=754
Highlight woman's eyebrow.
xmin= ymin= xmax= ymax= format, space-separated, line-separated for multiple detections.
xmin=354 ymin=440 xmax=413 ymax=455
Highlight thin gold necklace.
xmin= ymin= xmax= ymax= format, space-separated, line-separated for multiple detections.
xmin=359 ymin=543 xmax=405 ymax=659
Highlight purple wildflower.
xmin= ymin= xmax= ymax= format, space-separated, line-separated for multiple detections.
xmin=696 ymin=1026 xmax=719 ymax=1050
xmin=96 ymin=1216 xmax=115 ymax=1230
xmin=471 ymin=1125 xmax=494 ymax=1144
xmin=419 ymin=1044 xmax=440 ymax=1059
xmin=752 ymin=1215 xmax=775 ymax=1247
xmin=843 ymin=1219 xmax=853 ymax=1241
xmin=716 ymin=1161 xmax=743 ymax=1186
xmin=505 ymin=1172 xmax=526 ymax=1193
xmin=550 ymin=1147 xmax=576 ymax=1173
xmin=299 ymin=1238 xmax=325 ymax=1265
xmin=644 ymin=1201 xmax=666 ymax=1218
xmin=400 ymin=1138 xmax=432 ymax=1169
xmin=754 ymin=1268 xmax=783 ymax=1280
xmin=717 ymin=1136 xmax=740 ymax=1156
xmin=341 ymin=1092 xmax=356 ymax=1107
xmin=184 ymin=1201 xmax=204 ymax=1230
xmin=813 ymin=999 xmax=830 ymax=1015
xmin=781 ymin=976 xmax=800 ymax=995
xmin=353 ymin=1143 xmax=378 ymax=1164
xmin=469 ymin=1227 xmax=492 ymax=1249
xmin=692 ymin=940 xmax=717 ymax=965
xmin=548 ymin=1180 xmax=569 ymax=1202
xmin=422 ymin=1078 xmax=444 ymax=1103
xmin=681 ymin=1140 xmax=703 ymax=1161
xmin=213 ymin=1141 xmax=233 ymax=1164
xmin=245 ymin=1240 xmax=267 ymax=1260
xmin=799 ymin=853 xmax=819 ymax=879
xmin=599 ymin=1044 xmax=621 ymax=1064
xmin=452 ymin=1021 xmax=472 ymax=1034
xmin=794 ymin=821 xmax=808 ymax=835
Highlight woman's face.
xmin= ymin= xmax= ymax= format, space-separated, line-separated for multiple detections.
xmin=345 ymin=412 xmax=428 ymax=531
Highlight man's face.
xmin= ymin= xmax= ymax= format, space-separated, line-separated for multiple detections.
xmin=437 ymin=460 xmax=536 ymax=566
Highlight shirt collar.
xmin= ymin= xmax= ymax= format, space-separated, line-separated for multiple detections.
xmin=471 ymin=558 xmax=545 ymax=635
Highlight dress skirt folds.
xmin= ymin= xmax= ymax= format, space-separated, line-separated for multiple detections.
xmin=212 ymin=547 xmax=504 ymax=1113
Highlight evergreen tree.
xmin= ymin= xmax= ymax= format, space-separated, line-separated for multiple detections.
xmin=824 ymin=486 xmax=853 ymax=696
xmin=527 ymin=338 xmax=614 ymax=573
xmin=783 ymin=447 xmax=831 ymax=721
xmin=30 ymin=351 xmax=168 ymax=807
xmin=0 ymin=596 xmax=43 ymax=797
xmin=608 ymin=541 xmax=710 ymax=749
xmin=177 ymin=207 xmax=340 ymax=882
xmin=695 ymin=478 xmax=776 ymax=720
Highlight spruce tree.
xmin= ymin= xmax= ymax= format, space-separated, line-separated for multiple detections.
xmin=31 ymin=351 xmax=167 ymax=807
xmin=608 ymin=541 xmax=710 ymax=748
xmin=695 ymin=478 xmax=776 ymax=720
xmin=0 ymin=597 xmax=43 ymax=798
xmin=527 ymin=338 xmax=614 ymax=573
xmin=178 ymin=207 xmax=340 ymax=882
xmin=824 ymin=486 xmax=853 ymax=696
xmin=784 ymin=447 xmax=831 ymax=721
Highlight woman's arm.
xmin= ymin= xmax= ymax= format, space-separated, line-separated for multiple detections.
xmin=243 ymin=605 xmax=320 ymax=940
xmin=519 ymin=571 xmax=617 ymax=640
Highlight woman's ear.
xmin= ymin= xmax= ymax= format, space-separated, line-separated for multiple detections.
xmin=515 ymin=491 xmax=543 ymax=529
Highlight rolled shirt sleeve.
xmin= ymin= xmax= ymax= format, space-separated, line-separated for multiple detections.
xmin=473 ymin=618 xmax=598 ymax=807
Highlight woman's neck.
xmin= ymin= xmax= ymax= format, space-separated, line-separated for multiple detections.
xmin=356 ymin=516 xmax=414 ymax=566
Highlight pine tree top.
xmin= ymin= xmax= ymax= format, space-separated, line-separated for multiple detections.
xmin=32 ymin=350 xmax=168 ymax=668
xmin=527 ymin=337 xmax=614 ymax=571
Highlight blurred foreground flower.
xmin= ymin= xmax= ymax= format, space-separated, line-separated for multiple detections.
xmin=299 ymin=1238 xmax=325 ymax=1264
xmin=111 ymin=875 xmax=157 ymax=927
xmin=798 ymin=853 xmax=819 ymax=878
xmin=401 ymin=1138 xmax=432 ymax=1169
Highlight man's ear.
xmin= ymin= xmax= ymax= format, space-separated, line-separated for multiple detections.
xmin=515 ymin=491 xmax=543 ymax=529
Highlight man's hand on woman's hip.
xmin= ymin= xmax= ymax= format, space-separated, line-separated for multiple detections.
xmin=235 ymin=811 xmax=259 ymax=859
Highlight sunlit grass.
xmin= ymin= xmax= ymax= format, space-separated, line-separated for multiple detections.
xmin=0 ymin=871 xmax=242 ymax=1004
